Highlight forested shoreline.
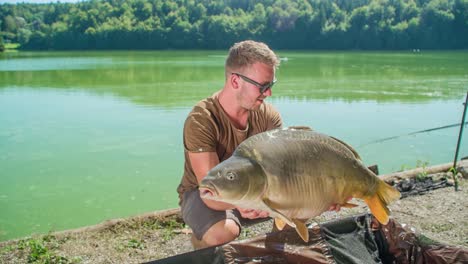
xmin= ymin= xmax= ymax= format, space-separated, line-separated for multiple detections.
xmin=1 ymin=0 xmax=467 ymax=50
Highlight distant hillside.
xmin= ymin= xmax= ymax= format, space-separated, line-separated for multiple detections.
xmin=1 ymin=0 xmax=467 ymax=50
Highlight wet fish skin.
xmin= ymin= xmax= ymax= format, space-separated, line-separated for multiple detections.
xmin=199 ymin=126 xmax=401 ymax=242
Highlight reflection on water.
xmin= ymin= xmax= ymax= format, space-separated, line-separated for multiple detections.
xmin=1 ymin=51 xmax=467 ymax=105
xmin=0 ymin=51 xmax=467 ymax=241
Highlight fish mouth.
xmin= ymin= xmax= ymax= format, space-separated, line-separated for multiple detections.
xmin=199 ymin=184 xmax=219 ymax=200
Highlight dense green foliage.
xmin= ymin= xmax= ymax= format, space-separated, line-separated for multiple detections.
xmin=0 ymin=35 xmax=4 ymax=52
xmin=1 ymin=0 xmax=467 ymax=50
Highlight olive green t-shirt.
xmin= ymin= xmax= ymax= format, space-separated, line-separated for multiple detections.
xmin=176 ymin=93 xmax=282 ymax=203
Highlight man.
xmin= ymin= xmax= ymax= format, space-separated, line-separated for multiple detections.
xmin=176 ymin=40 xmax=282 ymax=249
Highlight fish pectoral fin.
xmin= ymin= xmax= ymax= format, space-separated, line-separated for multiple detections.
xmin=292 ymin=219 xmax=309 ymax=242
xmin=341 ymin=202 xmax=359 ymax=208
xmin=274 ymin=218 xmax=288 ymax=231
xmin=262 ymin=198 xmax=296 ymax=228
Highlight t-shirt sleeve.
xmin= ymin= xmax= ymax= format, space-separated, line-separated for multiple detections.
xmin=266 ymin=104 xmax=283 ymax=130
xmin=183 ymin=108 xmax=218 ymax=153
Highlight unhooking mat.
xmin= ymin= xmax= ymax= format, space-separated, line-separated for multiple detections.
xmin=148 ymin=213 xmax=468 ymax=264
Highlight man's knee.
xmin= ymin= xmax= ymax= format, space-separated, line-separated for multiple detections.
xmin=200 ymin=219 xmax=240 ymax=247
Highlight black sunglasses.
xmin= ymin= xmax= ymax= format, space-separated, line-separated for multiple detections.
xmin=232 ymin=73 xmax=277 ymax=94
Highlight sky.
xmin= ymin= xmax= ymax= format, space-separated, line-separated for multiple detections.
xmin=0 ymin=0 xmax=81 ymax=3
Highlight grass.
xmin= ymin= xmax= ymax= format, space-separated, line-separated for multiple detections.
xmin=126 ymin=239 xmax=145 ymax=250
xmin=398 ymin=160 xmax=429 ymax=173
xmin=106 ymin=215 xmax=187 ymax=243
xmin=448 ymin=166 xmax=460 ymax=191
xmin=12 ymin=235 xmax=76 ymax=263
xmin=422 ymin=222 xmax=456 ymax=233
xmin=158 ymin=218 xmax=186 ymax=242
xmin=4 ymin=43 xmax=20 ymax=51
xmin=399 ymin=160 xmax=430 ymax=181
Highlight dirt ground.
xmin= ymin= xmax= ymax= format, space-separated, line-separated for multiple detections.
xmin=1 ymin=167 xmax=467 ymax=263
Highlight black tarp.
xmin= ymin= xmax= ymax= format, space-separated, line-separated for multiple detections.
xmin=149 ymin=214 xmax=468 ymax=264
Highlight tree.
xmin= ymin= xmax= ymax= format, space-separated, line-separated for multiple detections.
xmin=0 ymin=35 xmax=5 ymax=52
xmin=420 ymin=0 xmax=455 ymax=48
xmin=3 ymin=15 xmax=18 ymax=34
xmin=248 ymin=3 xmax=267 ymax=36
xmin=190 ymin=3 xmax=207 ymax=23
xmin=453 ymin=0 xmax=468 ymax=47
xmin=134 ymin=0 xmax=152 ymax=21
xmin=1 ymin=0 xmax=466 ymax=50
xmin=17 ymin=28 xmax=32 ymax=44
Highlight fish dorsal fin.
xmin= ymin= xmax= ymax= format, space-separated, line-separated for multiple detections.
xmin=292 ymin=219 xmax=309 ymax=242
xmin=330 ymin=136 xmax=362 ymax=160
xmin=287 ymin=126 xmax=313 ymax=131
xmin=274 ymin=218 xmax=287 ymax=231
xmin=262 ymin=198 xmax=296 ymax=228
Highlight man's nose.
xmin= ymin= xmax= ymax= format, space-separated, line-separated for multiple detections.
xmin=263 ymin=88 xmax=272 ymax=96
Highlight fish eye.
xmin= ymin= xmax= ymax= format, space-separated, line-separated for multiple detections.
xmin=225 ymin=172 xmax=237 ymax=181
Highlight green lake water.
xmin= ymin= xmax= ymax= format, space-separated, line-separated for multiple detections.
xmin=0 ymin=50 xmax=467 ymax=241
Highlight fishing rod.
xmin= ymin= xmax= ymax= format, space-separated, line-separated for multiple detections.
xmin=452 ymin=91 xmax=468 ymax=191
xmin=359 ymin=121 xmax=468 ymax=147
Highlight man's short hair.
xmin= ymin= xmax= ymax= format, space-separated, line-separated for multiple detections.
xmin=225 ymin=40 xmax=280 ymax=75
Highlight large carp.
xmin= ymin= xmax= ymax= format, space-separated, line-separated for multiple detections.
xmin=199 ymin=126 xmax=401 ymax=242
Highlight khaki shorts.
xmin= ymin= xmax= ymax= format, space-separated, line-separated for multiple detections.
xmin=180 ymin=189 xmax=243 ymax=240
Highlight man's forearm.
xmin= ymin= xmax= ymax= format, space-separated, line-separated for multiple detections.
xmin=201 ymin=196 xmax=236 ymax=211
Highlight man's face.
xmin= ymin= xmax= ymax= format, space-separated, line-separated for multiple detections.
xmin=235 ymin=62 xmax=275 ymax=110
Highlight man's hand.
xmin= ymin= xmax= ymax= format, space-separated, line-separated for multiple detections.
xmin=328 ymin=204 xmax=343 ymax=212
xmin=236 ymin=208 xmax=269 ymax=219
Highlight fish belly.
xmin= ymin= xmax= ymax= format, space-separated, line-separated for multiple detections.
xmin=264 ymin=179 xmax=339 ymax=220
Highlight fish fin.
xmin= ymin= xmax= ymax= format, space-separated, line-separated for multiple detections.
xmin=364 ymin=181 xmax=401 ymax=225
xmin=341 ymin=202 xmax=359 ymax=208
xmin=330 ymin=136 xmax=362 ymax=160
xmin=274 ymin=218 xmax=287 ymax=231
xmin=288 ymin=126 xmax=313 ymax=131
xmin=262 ymin=198 xmax=296 ymax=228
xmin=292 ymin=219 xmax=309 ymax=242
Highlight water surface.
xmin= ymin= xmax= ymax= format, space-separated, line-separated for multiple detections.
xmin=0 ymin=50 xmax=467 ymax=241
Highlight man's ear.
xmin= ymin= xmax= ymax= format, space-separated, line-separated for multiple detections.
xmin=230 ymin=73 xmax=240 ymax=89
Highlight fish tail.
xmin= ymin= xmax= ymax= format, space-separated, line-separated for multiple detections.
xmin=364 ymin=180 xmax=401 ymax=225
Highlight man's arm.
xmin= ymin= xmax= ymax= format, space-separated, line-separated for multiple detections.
xmin=189 ymin=151 xmax=269 ymax=219
xmin=189 ymin=151 xmax=236 ymax=211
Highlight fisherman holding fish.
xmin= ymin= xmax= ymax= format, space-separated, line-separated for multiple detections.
xmin=176 ymin=40 xmax=401 ymax=250
xmin=176 ymin=40 xmax=283 ymax=249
